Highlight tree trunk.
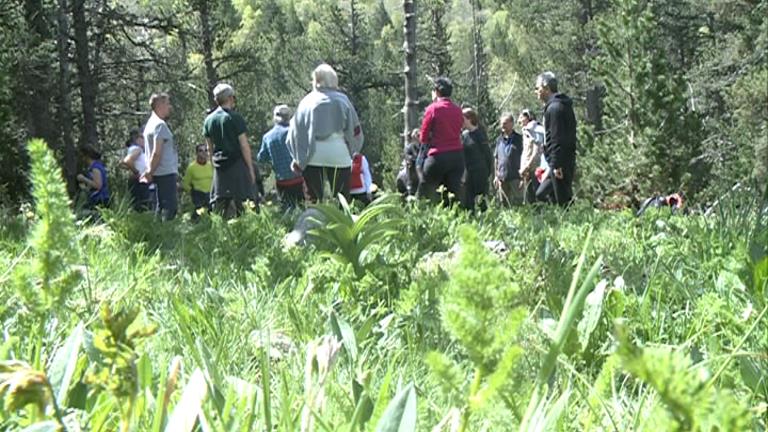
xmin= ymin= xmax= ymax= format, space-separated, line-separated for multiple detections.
xmin=402 ymin=0 xmax=418 ymax=147
xmin=198 ymin=0 xmax=218 ymax=109
xmin=73 ymin=0 xmax=99 ymax=149
xmin=56 ymin=0 xmax=77 ymax=193
xmin=20 ymin=0 xmax=56 ymax=145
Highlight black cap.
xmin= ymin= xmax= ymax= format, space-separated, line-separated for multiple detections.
xmin=433 ymin=77 xmax=453 ymax=97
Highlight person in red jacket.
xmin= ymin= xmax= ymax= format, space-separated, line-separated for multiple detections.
xmin=417 ymin=77 xmax=465 ymax=205
xmin=348 ymin=152 xmax=373 ymax=205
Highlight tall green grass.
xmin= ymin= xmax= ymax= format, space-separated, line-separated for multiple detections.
xmin=0 ymin=140 xmax=765 ymax=431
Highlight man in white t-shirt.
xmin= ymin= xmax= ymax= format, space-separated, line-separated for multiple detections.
xmin=142 ymin=93 xmax=179 ymax=220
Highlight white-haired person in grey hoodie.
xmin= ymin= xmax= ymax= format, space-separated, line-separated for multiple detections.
xmin=287 ymin=63 xmax=364 ymax=202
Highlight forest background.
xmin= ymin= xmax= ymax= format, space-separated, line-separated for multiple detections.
xmin=0 ymin=0 xmax=765 ymax=207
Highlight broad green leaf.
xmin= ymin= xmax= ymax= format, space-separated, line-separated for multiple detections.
xmin=165 ymin=368 xmax=208 ymax=432
xmin=330 ymin=311 xmax=358 ymax=362
xmin=48 ymin=322 xmax=84 ymax=405
xmin=374 ymin=382 xmax=417 ymax=432
xmin=577 ymin=279 xmax=608 ymax=351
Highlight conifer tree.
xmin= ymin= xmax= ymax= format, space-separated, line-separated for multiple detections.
xmin=592 ymin=0 xmax=703 ymax=198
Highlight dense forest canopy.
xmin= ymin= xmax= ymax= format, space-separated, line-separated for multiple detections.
xmin=0 ymin=0 xmax=765 ymax=207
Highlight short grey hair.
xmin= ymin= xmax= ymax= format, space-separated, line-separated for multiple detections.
xmin=273 ymin=104 xmax=292 ymax=123
xmin=149 ymin=92 xmax=170 ymax=110
xmin=312 ymin=64 xmax=338 ymax=90
xmin=536 ymin=72 xmax=558 ymax=93
xmin=499 ymin=112 xmax=515 ymax=124
xmin=213 ymin=83 xmax=235 ymax=105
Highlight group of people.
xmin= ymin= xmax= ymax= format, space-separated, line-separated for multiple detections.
xmin=77 ymin=65 xmax=576 ymax=220
xmin=397 ymin=71 xmax=577 ymax=209
xmin=112 ymin=63 xmax=375 ymax=220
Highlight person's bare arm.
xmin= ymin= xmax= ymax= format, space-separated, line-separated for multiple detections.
xmin=121 ymin=148 xmax=140 ymax=175
xmin=239 ymin=133 xmax=255 ymax=184
xmin=77 ymin=168 xmax=102 ymax=190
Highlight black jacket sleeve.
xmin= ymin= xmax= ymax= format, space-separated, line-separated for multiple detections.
xmin=544 ymin=102 xmax=562 ymax=169
xmin=544 ymin=101 xmax=577 ymax=170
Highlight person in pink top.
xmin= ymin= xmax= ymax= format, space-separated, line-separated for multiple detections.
xmin=417 ymin=77 xmax=465 ymax=205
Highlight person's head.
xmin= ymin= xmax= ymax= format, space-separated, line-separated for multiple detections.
xmin=79 ymin=145 xmax=102 ymax=163
xmin=273 ymin=104 xmax=291 ymax=125
xmin=535 ymin=72 xmax=558 ymax=103
xmin=312 ymin=64 xmax=339 ymax=90
xmin=195 ymin=143 xmax=208 ymax=163
xmin=149 ymin=92 xmax=172 ymax=119
xmin=518 ymin=108 xmax=535 ymax=127
xmin=213 ymin=83 xmax=236 ymax=107
xmin=432 ymin=77 xmax=453 ymax=99
xmin=462 ymin=107 xmax=480 ymax=130
xmin=409 ymin=128 xmax=420 ymax=144
xmin=499 ymin=113 xmax=515 ymax=136
xmin=126 ymin=128 xmax=141 ymax=147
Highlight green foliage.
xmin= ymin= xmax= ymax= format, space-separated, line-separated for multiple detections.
xmin=427 ymin=225 xmax=525 ymax=431
xmin=617 ymin=328 xmax=752 ymax=431
xmin=309 ymin=194 xmax=403 ymax=279
xmin=13 ymin=139 xmax=80 ymax=314
xmin=588 ymin=0 xmax=704 ymax=200
xmin=1 ymin=153 xmax=766 ymax=431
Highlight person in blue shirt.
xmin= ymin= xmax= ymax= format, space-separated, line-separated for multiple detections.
xmin=258 ymin=104 xmax=305 ymax=210
xmin=76 ymin=145 xmax=110 ymax=208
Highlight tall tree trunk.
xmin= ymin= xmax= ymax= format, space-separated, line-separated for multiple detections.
xmin=73 ymin=0 xmax=99 ymax=148
xmin=470 ymin=0 xmax=495 ymax=122
xmin=402 ymin=0 xmax=418 ymax=147
xmin=580 ymin=0 xmax=603 ymax=129
xmin=20 ymin=0 xmax=56 ymax=145
xmin=198 ymin=0 xmax=218 ymax=108
xmin=56 ymin=0 xmax=77 ymax=193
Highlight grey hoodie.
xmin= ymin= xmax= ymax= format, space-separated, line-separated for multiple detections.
xmin=287 ymin=88 xmax=364 ymax=169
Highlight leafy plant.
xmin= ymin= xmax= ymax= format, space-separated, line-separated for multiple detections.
xmin=616 ymin=324 xmax=753 ymax=431
xmin=309 ymin=194 xmax=403 ymax=279
xmin=12 ymin=139 xmax=81 ymax=314
xmin=427 ymin=225 xmax=525 ymax=432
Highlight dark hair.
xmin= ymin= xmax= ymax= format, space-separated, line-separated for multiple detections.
xmin=462 ymin=107 xmax=480 ymax=126
xmin=79 ymin=145 xmax=102 ymax=161
xmin=520 ymin=109 xmax=536 ymax=121
xmin=126 ymin=128 xmax=141 ymax=147
xmin=433 ymin=77 xmax=453 ymax=97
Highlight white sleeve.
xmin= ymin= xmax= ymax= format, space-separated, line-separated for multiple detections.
xmin=362 ymin=156 xmax=372 ymax=192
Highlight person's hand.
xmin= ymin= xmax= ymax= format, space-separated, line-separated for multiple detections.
xmin=76 ymin=174 xmax=86 ymax=183
xmin=140 ymin=171 xmax=152 ymax=184
xmin=493 ymin=177 xmax=501 ymax=189
xmin=554 ymin=167 xmax=563 ymax=179
xmin=290 ymin=160 xmax=302 ymax=175
xmin=249 ymin=168 xmax=256 ymax=185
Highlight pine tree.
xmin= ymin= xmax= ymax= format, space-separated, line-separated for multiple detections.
xmin=592 ymin=0 xmax=703 ymax=199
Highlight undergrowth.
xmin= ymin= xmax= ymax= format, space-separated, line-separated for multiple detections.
xmin=1 ymin=140 xmax=766 ymax=431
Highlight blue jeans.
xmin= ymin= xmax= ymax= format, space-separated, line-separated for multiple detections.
xmin=154 ymin=174 xmax=178 ymax=221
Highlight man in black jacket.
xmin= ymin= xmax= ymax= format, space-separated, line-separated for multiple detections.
xmin=534 ymin=72 xmax=577 ymax=206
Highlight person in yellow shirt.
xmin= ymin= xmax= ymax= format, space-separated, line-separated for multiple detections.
xmin=182 ymin=144 xmax=214 ymax=217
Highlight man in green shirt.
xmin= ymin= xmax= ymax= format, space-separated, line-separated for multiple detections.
xmin=182 ymin=143 xmax=214 ymax=218
xmin=203 ymin=83 xmax=256 ymax=217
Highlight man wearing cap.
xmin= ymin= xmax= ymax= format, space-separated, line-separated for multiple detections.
xmin=203 ymin=83 xmax=256 ymax=217
xmin=417 ymin=77 xmax=465 ymax=205
xmin=258 ymin=104 xmax=304 ymax=210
